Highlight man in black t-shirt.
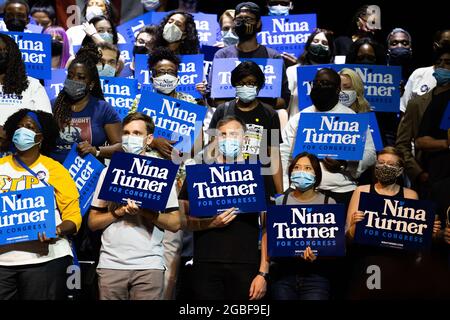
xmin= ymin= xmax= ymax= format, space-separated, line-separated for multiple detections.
xmin=208 ymin=61 xmax=284 ymax=198
xmin=179 ymin=115 xmax=269 ymax=300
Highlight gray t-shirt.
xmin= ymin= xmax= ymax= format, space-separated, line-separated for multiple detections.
xmin=91 ymin=151 xmax=179 ymax=270
xmin=275 ymin=192 xmax=336 ymax=205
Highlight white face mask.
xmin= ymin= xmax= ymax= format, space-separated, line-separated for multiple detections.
xmin=86 ymin=6 xmax=104 ymax=22
xmin=122 ymin=135 xmax=145 ymax=154
xmin=339 ymin=90 xmax=358 ymax=107
xmin=163 ymin=22 xmax=183 ymax=43
xmin=142 ymin=0 xmax=160 ymax=11
xmin=236 ymin=85 xmax=258 ymax=103
xmin=152 ymin=74 xmax=179 ymax=94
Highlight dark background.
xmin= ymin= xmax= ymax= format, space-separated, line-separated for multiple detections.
xmin=193 ymin=0 xmax=447 ymax=68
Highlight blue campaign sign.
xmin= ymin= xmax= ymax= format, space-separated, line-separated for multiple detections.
xmin=118 ymin=43 xmax=134 ymax=70
xmin=135 ymin=54 xmax=204 ymax=99
xmin=297 ymin=64 xmax=402 ymax=112
xmin=44 ymin=69 xmax=67 ymax=100
xmin=101 ymin=77 xmax=138 ymax=120
xmin=0 ymin=186 xmax=56 ymax=245
xmin=185 ymin=163 xmax=267 ymax=216
xmin=98 ymin=152 xmax=179 ymax=211
xmin=292 ymin=112 xmax=370 ymax=160
xmin=117 ymin=11 xmax=154 ymax=44
xmin=367 ymin=112 xmax=384 ymax=151
xmin=1 ymin=31 xmax=52 ymax=79
xmin=440 ymin=101 xmax=450 ymax=130
xmin=211 ymin=58 xmax=283 ymax=98
xmin=200 ymin=45 xmax=221 ymax=81
xmin=267 ymin=204 xmax=346 ymax=257
xmin=136 ymin=91 xmax=206 ymax=152
xmin=193 ymin=13 xmax=219 ymax=46
xmin=355 ymin=192 xmax=435 ymax=251
xmin=258 ymin=14 xmax=317 ymax=57
xmin=63 ymin=144 xmax=105 ymax=217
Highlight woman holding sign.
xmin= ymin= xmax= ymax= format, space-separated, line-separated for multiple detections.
xmin=346 ymin=147 xmax=440 ymax=298
xmin=0 ymin=109 xmax=81 ymax=300
xmin=271 ymin=152 xmax=337 ymax=300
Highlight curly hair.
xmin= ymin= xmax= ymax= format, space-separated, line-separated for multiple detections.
xmin=3 ymin=108 xmax=59 ymax=156
xmin=153 ymin=11 xmax=200 ymax=55
xmin=148 ymin=46 xmax=180 ymax=76
xmin=0 ymin=33 xmax=29 ymax=96
xmin=53 ymin=44 xmax=104 ymax=129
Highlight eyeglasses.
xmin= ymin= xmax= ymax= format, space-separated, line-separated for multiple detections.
xmin=234 ymin=17 xmax=257 ymax=24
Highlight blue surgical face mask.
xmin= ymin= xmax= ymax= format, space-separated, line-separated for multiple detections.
xmin=97 ymin=64 xmax=116 ymax=77
xmin=122 ymin=135 xmax=145 ymax=154
xmin=236 ymin=85 xmax=258 ymax=103
xmin=268 ymin=4 xmax=291 ymax=16
xmin=12 ymin=127 xmax=41 ymax=151
xmin=219 ymin=138 xmax=241 ymax=158
xmin=291 ymin=171 xmax=316 ymax=191
xmin=221 ymin=29 xmax=239 ymax=46
xmin=433 ymin=67 xmax=450 ymax=86
xmin=98 ymin=32 xmax=114 ymax=44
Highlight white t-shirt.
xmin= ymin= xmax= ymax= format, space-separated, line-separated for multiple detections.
xmin=91 ymin=152 xmax=179 ymax=270
xmin=0 ymin=77 xmax=52 ymax=125
xmin=280 ymin=103 xmax=376 ymax=192
xmin=286 ymin=63 xmax=300 ymax=117
xmin=66 ymin=25 xmax=127 ymax=56
xmin=400 ymin=66 xmax=436 ymax=113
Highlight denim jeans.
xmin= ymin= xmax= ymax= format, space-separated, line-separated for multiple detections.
xmin=271 ymin=273 xmax=330 ymax=300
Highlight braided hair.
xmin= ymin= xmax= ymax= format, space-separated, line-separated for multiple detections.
xmin=53 ymin=44 xmax=104 ymax=129
xmin=0 ymin=33 xmax=29 ymax=96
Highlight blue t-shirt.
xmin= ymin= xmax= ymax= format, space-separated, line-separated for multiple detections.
xmin=51 ymin=96 xmax=121 ymax=163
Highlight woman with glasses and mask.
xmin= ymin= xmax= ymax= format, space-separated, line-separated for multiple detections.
xmin=0 ymin=109 xmax=81 ymax=300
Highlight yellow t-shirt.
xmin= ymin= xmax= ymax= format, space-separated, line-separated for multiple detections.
xmin=0 ymin=154 xmax=81 ymax=266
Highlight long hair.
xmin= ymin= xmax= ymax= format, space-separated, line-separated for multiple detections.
xmin=53 ymin=44 xmax=104 ymax=129
xmin=298 ymin=28 xmax=335 ymax=65
xmin=288 ymin=152 xmax=322 ymax=189
xmin=339 ymin=68 xmax=371 ymax=113
xmin=43 ymin=26 xmax=70 ymax=68
xmin=0 ymin=33 xmax=29 ymax=96
xmin=153 ymin=11 xmax=200 ymax=55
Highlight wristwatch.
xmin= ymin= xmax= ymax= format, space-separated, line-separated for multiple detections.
xmin=257 ymin=271 xmax=269 ymax=281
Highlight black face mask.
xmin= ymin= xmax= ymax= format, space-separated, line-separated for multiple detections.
xmin=133 ymin=45 xmax=149 ymax=56
xmin=0 ymin=52 xmax=8 ymax=74
xmin=4 ymin=18 xmax=27 ymax=32
xmin=234 ymin=19 xmax=257 ymax=41
xmin=307 ymin=44 xmax=331 ymax=64
xmin=310 ymin=85 xmax=339 ymax=111
xmin=51 ymin=40 xmax=63 ymax=57
xmin=388 ymin=47 xmax=412 ymax=66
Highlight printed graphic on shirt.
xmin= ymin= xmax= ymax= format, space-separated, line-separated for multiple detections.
xmin=58 ymin=117 xmax=92 ymax=151
xmin=242 ymin=123 xmax=264 ymax=157
xmin=0 ymin=174 xmax=43 ymax=192
xmin=0 ymin=92 xmax=23 ymax=104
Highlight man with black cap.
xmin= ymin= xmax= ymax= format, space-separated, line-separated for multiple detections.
xmin=206 ymin=1 xmax=291 ymax=111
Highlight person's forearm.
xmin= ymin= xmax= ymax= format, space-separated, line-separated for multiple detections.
xmin=259 ymin=229 xmax=269 ymax=273
xmin=88 ymin=210 xmax=119 ymax=231
xmin=151 ymin=211 xmax=182 ymax=233
xmin=98 ymin=143 xmax=122 ymax=158
xmin=416 ymin=136 xmax=449 ymax=152
xmin=57 ymin=220 xmax=77 ymax=236
xmin=183 ymin=216 xmax=214 ymax=231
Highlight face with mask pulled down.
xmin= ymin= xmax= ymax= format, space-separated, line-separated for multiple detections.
xmin=310 ymin=69 xmax=341 ymax=112
xmin=122 ymin=119 xmax=153 ymax=155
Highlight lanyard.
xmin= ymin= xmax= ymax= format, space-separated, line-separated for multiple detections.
xmin=13 ymin=155 xmax=49 ymax=187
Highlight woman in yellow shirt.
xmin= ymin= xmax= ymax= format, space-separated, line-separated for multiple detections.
xmin=0 ymin=108 xmax=82 ymax=300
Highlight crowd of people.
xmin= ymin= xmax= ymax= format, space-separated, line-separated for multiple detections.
xmin=0 ymin=0 xmax=448 ymax=301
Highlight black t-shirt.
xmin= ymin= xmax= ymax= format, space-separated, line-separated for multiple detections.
xmin=178 ymin=179 xmax=260 ymax=264
xmin=418 ymin=89 xmax=450 ymax=183
xmin=209 ymin=100 xmax=282 ymax=198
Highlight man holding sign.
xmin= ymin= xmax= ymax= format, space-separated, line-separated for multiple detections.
xmin=179 ymin=115 xmax=269 ymax=300
xmin=88 ymin=112 xmax=181 ymax=300
xmin=0 ymin=109 xmax=81 ymax=300
xmin=281 ymin=68 xmax=376 ymax=207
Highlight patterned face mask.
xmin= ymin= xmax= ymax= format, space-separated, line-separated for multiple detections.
xmin=375 ymin=163 xmax=403 ymax=185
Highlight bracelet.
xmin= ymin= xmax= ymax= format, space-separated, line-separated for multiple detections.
xmin=111 ymin=209 xmax=122 ymax=219
xmin=257 ymin=271 xmax=269 ymax=281
xmin=95 ymin=146 xmax=101 ymax=157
